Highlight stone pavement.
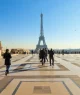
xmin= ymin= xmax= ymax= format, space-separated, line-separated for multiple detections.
xmin=0 ymin=54 xmax=80 ymax=95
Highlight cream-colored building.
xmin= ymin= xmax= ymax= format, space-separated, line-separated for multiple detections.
xmin=0 ymin=41 xmax=2 ymax=56
xmin=0 ymin=50 xmax=1 ymax=57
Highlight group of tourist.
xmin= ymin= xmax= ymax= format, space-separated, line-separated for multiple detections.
xmin=39 ymin=48 xmax=54 ymax=66
xmin=3 ymin=48 xmax=54 ymax=76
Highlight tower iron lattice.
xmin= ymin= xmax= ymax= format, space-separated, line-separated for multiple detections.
xmin=35 ymin=13 xmax=47 ymax=52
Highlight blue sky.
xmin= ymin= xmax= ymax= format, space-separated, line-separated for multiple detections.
xmin=0 ymin=0 xmax=80 ymax=49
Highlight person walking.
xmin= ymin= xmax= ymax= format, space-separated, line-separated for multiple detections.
xmin=44 ymin=48 xmax=48 ymax=62
xmin=49 ymin=49 xmax=54 ymax=67
xmin=31 ymin=50 xmax=34 ymax=55
xmin=3 ymin=49 xmax=12 ymax=75
xmin=40 ymin=48 xmax=45 ymax=65
xmin=39 ymin=49 xmax=42 ymax=61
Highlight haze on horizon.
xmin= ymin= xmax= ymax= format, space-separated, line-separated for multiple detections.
xmin=0 ymin=0 xmax=80 ymax=49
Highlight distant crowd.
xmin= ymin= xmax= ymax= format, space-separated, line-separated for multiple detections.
xmin=39 ymin=48 xmax=54 ymax=66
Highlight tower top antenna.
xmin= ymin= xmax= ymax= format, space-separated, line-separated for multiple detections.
xmin=40 ymin=13 xmax=44 ymax=36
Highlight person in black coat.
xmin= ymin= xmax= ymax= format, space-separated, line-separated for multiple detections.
xmin=31 ymin=50 xmax=34 ymax=55
xmin=44 ymin=48 xmax=48 ymax=62
xmin=49 ymin=49 xmax=54 ymax=66
xmin=3 ymin=49 xmax=12 ymax=75
xmin=40 ymin=48 xmax=45 ymax=65
xmin=39 ymin=49 xmax=41 ymax=60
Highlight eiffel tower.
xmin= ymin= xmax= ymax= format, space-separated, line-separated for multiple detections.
xmin=35 ymin=13 xmax=47 ymax=52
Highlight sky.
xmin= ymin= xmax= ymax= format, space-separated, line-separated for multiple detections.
xmin=0 ymin=0 xmax=80 ymax=49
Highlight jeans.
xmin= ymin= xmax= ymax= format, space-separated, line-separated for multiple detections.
xmin=42 ymin=57 xmax=45 ymax=65
xmin=49 ymin=57 xmax=54 ymax=65
xmin=6 ymin=65 xmax=10 ymax=72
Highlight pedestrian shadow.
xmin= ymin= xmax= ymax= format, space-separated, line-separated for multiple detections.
xmin=0 ymin=64 xmax=22 ymax=72
xmin=11 ymin=65 xmax=48 ymax=73
xmin=0 ymin=62 xmax=48 ymax=75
